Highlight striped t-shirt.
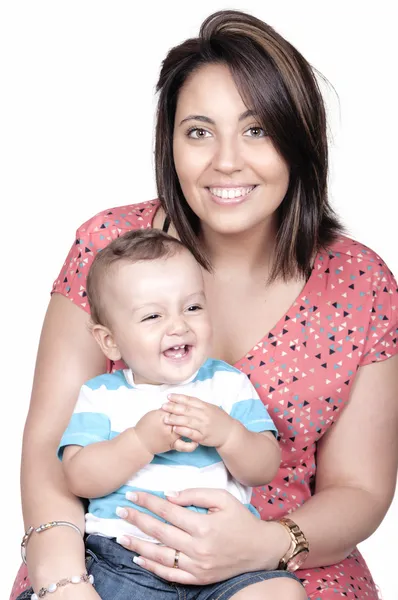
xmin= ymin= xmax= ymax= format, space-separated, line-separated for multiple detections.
xmin=59 ymin=358 xmax=277 ymax=541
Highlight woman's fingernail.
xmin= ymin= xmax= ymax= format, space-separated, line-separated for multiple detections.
xmin=133 ymin=556 xmax=145 ymax=567
xmin=116 ymin=535 xmax=130 ymax=546
xmin=116 ymin=506 xmax=128 ymax=518
xmin=126 ymin=491 xmax=138 ymax=502
xmin=165 ymin=490 xmax=179 ymax=497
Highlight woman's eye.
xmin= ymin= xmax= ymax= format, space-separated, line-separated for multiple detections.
xmin=244 ymin=126 xmax=267 ymax=138
xmin=142 ymin=314 xmax=160 ymax=322
xmin=187 ymin=128 xmax=211 ymax=139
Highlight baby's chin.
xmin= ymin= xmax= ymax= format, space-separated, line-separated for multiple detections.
xmin=162 ymin=367 xmax=206 ymax=387
xmin=160 ymin=369 xmax=199 ymax=386
xmin=133 ymin=368 xmax=198 ymax=387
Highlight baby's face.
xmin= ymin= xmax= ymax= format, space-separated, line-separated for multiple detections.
xmin=104 ymin=249 xmax=212 ymax=385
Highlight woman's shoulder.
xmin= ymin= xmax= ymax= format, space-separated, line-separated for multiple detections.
xmin=313 ymin=234 xmax=398 ymax=309
xmin=323 ymin=236 xmax=398 ymax=365
xmin=325 ymin=234 xmax=383 ymax=262
xmin=51 ymin=199 xmax=161 ymax=309
xmin=76 ymin=199 xmax=161 ymax=237
xmin=320 ymin=234 xmax=396 ymax=280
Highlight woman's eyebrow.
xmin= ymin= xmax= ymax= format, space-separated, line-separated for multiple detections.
xmin=179 ymin=109 xmax=256 ymax=127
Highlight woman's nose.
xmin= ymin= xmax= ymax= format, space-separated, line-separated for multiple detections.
xmin=212 ymin=137 xmax=244 ymax=174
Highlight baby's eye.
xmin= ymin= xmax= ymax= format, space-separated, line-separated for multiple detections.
xmin=142 ymin=314 xmax=160 ymax=322
xmin=186 ymin=305 xmax=202 ymax=312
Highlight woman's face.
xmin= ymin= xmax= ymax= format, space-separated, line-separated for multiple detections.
xmin=173 ymin=63 xmax=290 ymax=237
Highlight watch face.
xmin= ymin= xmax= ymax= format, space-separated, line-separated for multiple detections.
xmin=287 ymin=549 xmax=309 ymax=572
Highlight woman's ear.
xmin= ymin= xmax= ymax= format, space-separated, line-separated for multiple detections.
xmin=91 ymin=324 xmax=122 ymax=362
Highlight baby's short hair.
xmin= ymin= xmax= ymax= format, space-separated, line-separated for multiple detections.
xmin=87 ymin=228 xmax=186 ymax=326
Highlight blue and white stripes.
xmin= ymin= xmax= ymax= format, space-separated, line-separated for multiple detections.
xmin=59 ymin=358 xmax=277 ymax=540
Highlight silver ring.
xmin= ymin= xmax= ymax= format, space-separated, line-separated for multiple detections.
xmin=173 ymin=549 xmax=180 ymax=569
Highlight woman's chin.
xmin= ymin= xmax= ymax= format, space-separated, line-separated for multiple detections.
xmin=205 ymin=214 xmax=267 ymax=237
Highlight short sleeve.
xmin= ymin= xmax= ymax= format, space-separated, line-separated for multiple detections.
xmin=57 ymin=384 xmax=111 ymax=458
xmin=51 ymin=200 xmax=160 ymax=314
xmin=229 ymin=373 xmax=278 ymax=436
xmin=359 ymin=261 xmax=398 ymax=366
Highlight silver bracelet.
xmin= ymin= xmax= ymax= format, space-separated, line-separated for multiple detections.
xmin=21 ymin=520 xmax=83 ymax=564
xmin=31 ymin=572 xmax=94 ymax=599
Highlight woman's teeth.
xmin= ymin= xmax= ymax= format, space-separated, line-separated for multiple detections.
xmin=209 ymin=186 xmax=255 ymax=199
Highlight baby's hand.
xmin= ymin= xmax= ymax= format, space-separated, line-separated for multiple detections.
xmin=135 ymin=409 xmax=198 ymax=455
xmin=162 ymin=395 xmax=237 ymax=449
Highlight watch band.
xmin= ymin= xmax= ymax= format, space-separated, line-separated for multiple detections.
xmin=277 ymin=517 xmax=309 ymax=571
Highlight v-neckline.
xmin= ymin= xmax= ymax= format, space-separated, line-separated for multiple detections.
xmin=151 ymin=200 xmax=320 ymax=368
xmin=231 ymin=257 xmax=320 ymax=367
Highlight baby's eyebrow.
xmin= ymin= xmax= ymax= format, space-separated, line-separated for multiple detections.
xmin=185 ymin=291 xmax=206 ymax=300
xmin=131 ymin=302 xmax=163 ymax=313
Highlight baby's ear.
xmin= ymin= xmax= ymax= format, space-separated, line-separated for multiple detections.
xmin=91 ymin=324 xmax=122 ymax=362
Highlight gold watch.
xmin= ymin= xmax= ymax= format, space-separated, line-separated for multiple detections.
xmin=277 ymin=517 xmax=309 ymax=572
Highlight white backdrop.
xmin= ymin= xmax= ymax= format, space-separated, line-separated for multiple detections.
xmin=1 ymin=1 xmax=397 ymax=598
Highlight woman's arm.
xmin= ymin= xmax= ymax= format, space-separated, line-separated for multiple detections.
xmin=286 ymin=354 xmax=398 ymax=567
xmin=21 ymin=293 xmax=106 ymax=594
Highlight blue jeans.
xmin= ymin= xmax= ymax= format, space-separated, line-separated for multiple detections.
xmin=84 ymin=534 xmax=301 ymax=600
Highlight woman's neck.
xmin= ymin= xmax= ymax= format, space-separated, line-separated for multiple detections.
xmin=200 ymin=218 xmax=277 ymax=276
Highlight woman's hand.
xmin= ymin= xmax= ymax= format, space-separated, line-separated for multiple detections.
xmin=116 ymin=489 xmax=291 ymax=585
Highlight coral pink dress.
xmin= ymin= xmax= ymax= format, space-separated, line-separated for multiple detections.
xmin=11 ymin=200 xmax=398 ymax=599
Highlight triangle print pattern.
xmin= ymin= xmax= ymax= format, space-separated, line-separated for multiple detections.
xmin=10 ymin=200 xmax=394 ymax=600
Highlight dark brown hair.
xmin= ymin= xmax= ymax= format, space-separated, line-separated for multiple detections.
xmin=87 ymin=229 xmax=186 ymax=326
xmin=155 ymin=9 xmax=343 ymax=280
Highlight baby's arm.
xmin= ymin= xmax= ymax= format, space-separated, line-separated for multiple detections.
xmin=60 ymin=385 xmax=192 ymax=498
xmin=218 ymin=426 xmax=280 ymax=488
xmin=163 ymin=395 xmax=280 ymax=488
xmin=62 ymin=426 xmax=153 ymax=498
xmin=163 ymin=373 xmax=280 ymax=487
xmin=218 ymin=373 xmax=281 ymax=487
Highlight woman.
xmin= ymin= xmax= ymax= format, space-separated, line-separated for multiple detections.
xmin=12 ymin=9 xmax=398 ymax=600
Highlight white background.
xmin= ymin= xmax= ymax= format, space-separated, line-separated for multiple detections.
xmin=1 ymin=1 xmax=397 ymax=598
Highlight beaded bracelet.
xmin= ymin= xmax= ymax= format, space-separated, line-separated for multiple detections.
xmin=31 ymin=573 xmax=94 ymax=599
